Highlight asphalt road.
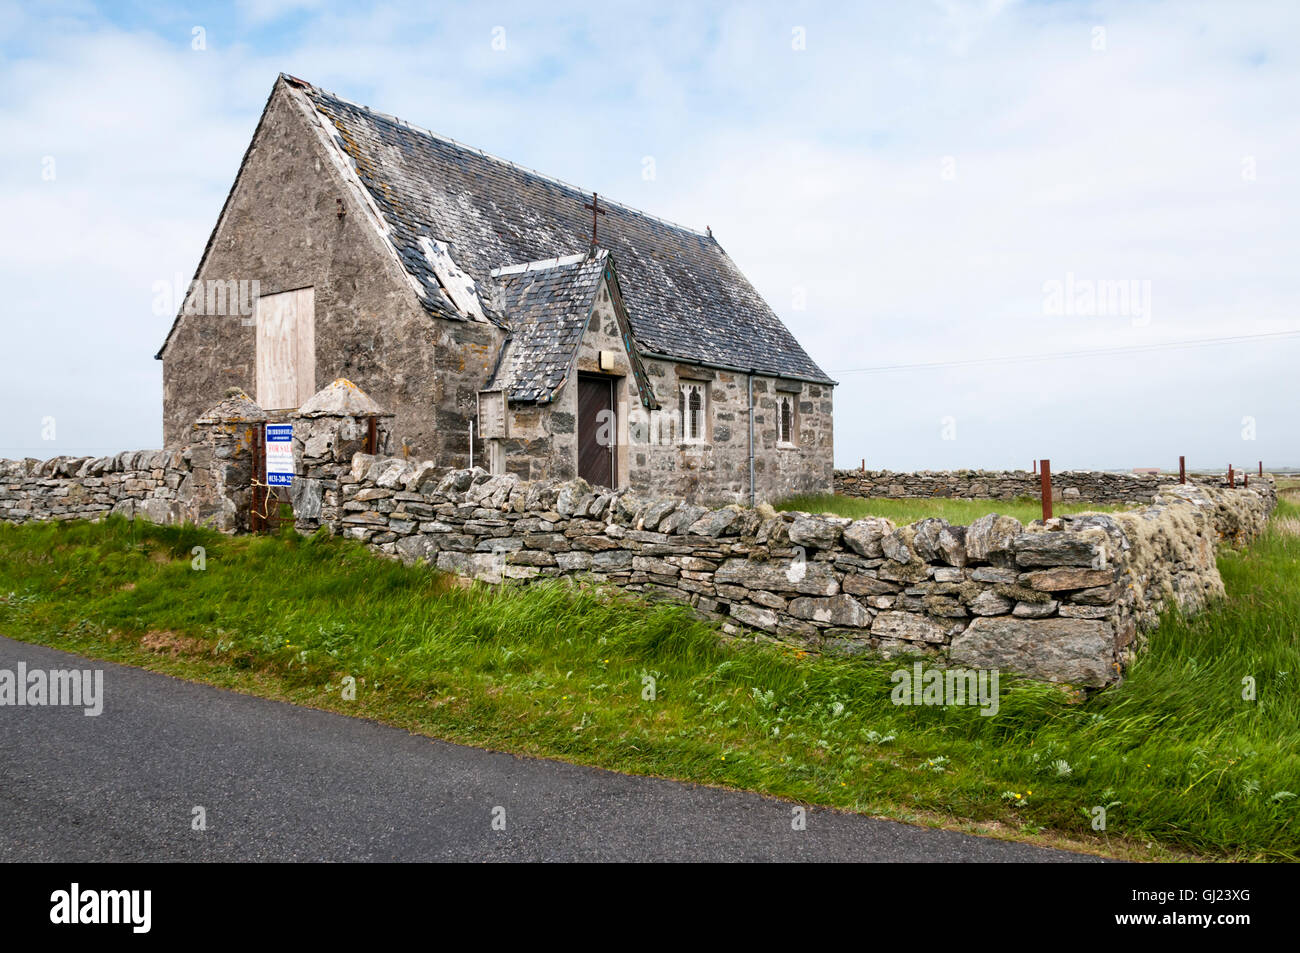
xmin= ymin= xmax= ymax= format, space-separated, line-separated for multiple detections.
xmin=0 ymin=636 xmax=1100 ymax=862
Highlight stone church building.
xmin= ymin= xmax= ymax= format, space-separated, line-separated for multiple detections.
xmin=156 ymin=75 xmax=834 ymax=504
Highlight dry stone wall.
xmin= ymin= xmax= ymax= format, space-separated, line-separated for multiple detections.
xmin=835 ymin=468 xmax=1182 ymax=503
xmin=1 ymin=381 xmax=1276 ymax=690
xmin=0 ymin=450 xmax=193 ymax=526
xmin=0 ymin=392 xmax=270 ymax=532
xmin=332 ymin=454 xmax=1276 ymax=687
xmin=0 ymin=386 xmax=390 ymax=534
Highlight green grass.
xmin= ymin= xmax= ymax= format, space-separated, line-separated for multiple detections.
xmin=1 ymin=510 xmax=1297 ymax=861
xmin=776 ymin=493 xmax=1132 ymax=524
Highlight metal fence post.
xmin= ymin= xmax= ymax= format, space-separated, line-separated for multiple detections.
xmin=1040 ymin=459 xmax=1052 ymax=521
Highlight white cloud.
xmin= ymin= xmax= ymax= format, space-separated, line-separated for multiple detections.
xmin=2 ymin=0 xmax=1297 ymax=472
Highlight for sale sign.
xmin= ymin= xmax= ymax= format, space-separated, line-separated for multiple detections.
xmin=266 ymin=424 xmax=294 ymax=487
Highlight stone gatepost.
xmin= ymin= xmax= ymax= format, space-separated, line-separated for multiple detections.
xmin=186 ymin=388 xmax=268 ymax=532
xmin=290 ymin=379 xmax=394 ymax=534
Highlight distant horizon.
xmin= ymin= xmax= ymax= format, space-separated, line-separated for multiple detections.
xmin=835 ymin=461 xmax=1292 ymax=475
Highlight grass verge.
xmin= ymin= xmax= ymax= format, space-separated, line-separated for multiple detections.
xmin=1 ymin=510 xmax=1297 ymax=861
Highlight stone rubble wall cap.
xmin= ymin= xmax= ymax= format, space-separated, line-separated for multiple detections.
xmin=295 ymin=379 xmax=393 ymax=418
xmin=195 ymin=389 xmax=267 ymax=424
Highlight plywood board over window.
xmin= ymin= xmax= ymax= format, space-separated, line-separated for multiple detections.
xmin=255 ymin=287 xmax=316 ymax=410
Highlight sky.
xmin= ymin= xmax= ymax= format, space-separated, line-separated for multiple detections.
xmin=2 ymin=0 xmax=1297 ymax=471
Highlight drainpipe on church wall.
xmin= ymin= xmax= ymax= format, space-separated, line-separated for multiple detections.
xmin=747 ymin=372 xmax=755 ymax=508
xmin=468 ymin=419 xmax=474 ymax=470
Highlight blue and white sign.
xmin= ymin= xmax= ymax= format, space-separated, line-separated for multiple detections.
xmin=266 ymin=424 xmax=294 ymax=487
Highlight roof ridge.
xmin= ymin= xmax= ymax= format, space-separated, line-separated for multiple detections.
xmin=490 ymin=249 xmax=606 ymax=278
xmin=282 ymin=73 xmax=712 ymax=240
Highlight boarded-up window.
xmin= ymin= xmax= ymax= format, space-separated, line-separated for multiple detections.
xmin=477 ymin=390 xmax=507 ymax=439
xmin=255 ymin=288 xmax=316 ymax=410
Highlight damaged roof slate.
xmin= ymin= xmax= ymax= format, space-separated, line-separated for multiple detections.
xmin=488 ymin=253 xmax=607 ymax=403
xmin=291 ymin=76 xmax=833 ymax=385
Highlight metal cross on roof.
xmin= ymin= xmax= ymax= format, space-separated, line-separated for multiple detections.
xmin=583 ymin=192 xmax=607 ymax=247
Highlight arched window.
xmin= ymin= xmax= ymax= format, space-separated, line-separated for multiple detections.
xmin=777 ymin=394 xmax=797 ymax=447
xmin=680 ymin=382 xmax=707 ymax=444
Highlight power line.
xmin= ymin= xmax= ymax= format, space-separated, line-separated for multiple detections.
xmin=830 ymin=328 xmax=1300 ymax=375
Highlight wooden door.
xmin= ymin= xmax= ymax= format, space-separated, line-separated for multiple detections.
xmin=577 ymin=375 xmax=614 ymax=489
xmin=255 ymin=288 xmax=315 ymax=409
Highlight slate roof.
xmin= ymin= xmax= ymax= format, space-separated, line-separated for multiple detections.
xmin=488 ymin=253 xmax=607 ymax=402
xmin=288 ymin=76 xmax=833 ymax=385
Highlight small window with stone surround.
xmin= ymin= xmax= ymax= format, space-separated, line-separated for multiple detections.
xmin=777 ymin=394 xmax=797 ymax=447
xmin=679 ymin=381 xmax=708 ymax=444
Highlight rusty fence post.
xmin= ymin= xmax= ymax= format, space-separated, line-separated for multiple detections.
xmin=1179 ymin=455 xmax=1185 ymax=484
xmin=1245 ymin=473 xmax=1250 ymax=488
xmin=1040 ymin=459 xmax=1053 ymax=521
xmin=1259 ymin=460 xmax=1264 ymax=477
xmin=1032 ymin=459 xmax=1037 ymax=475
xmin=1228 ymin=464 xmax=1235 ymax=488
xmin=250 ymin=424 xmax=266 ymax=533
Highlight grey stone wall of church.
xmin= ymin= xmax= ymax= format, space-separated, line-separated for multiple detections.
xmin=158 ymin=83 xmax=502 ymax=462
xmin=160 ymin=83 xmax=833 ymax=503
xmin=491 ymin=278 xmax=834 ymax=505
xmin=627 ymin=361 xmax=833 ymax=505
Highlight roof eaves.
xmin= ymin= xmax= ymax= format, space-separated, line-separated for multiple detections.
xmin=639 ymin=351 xmax=836 ymax=387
